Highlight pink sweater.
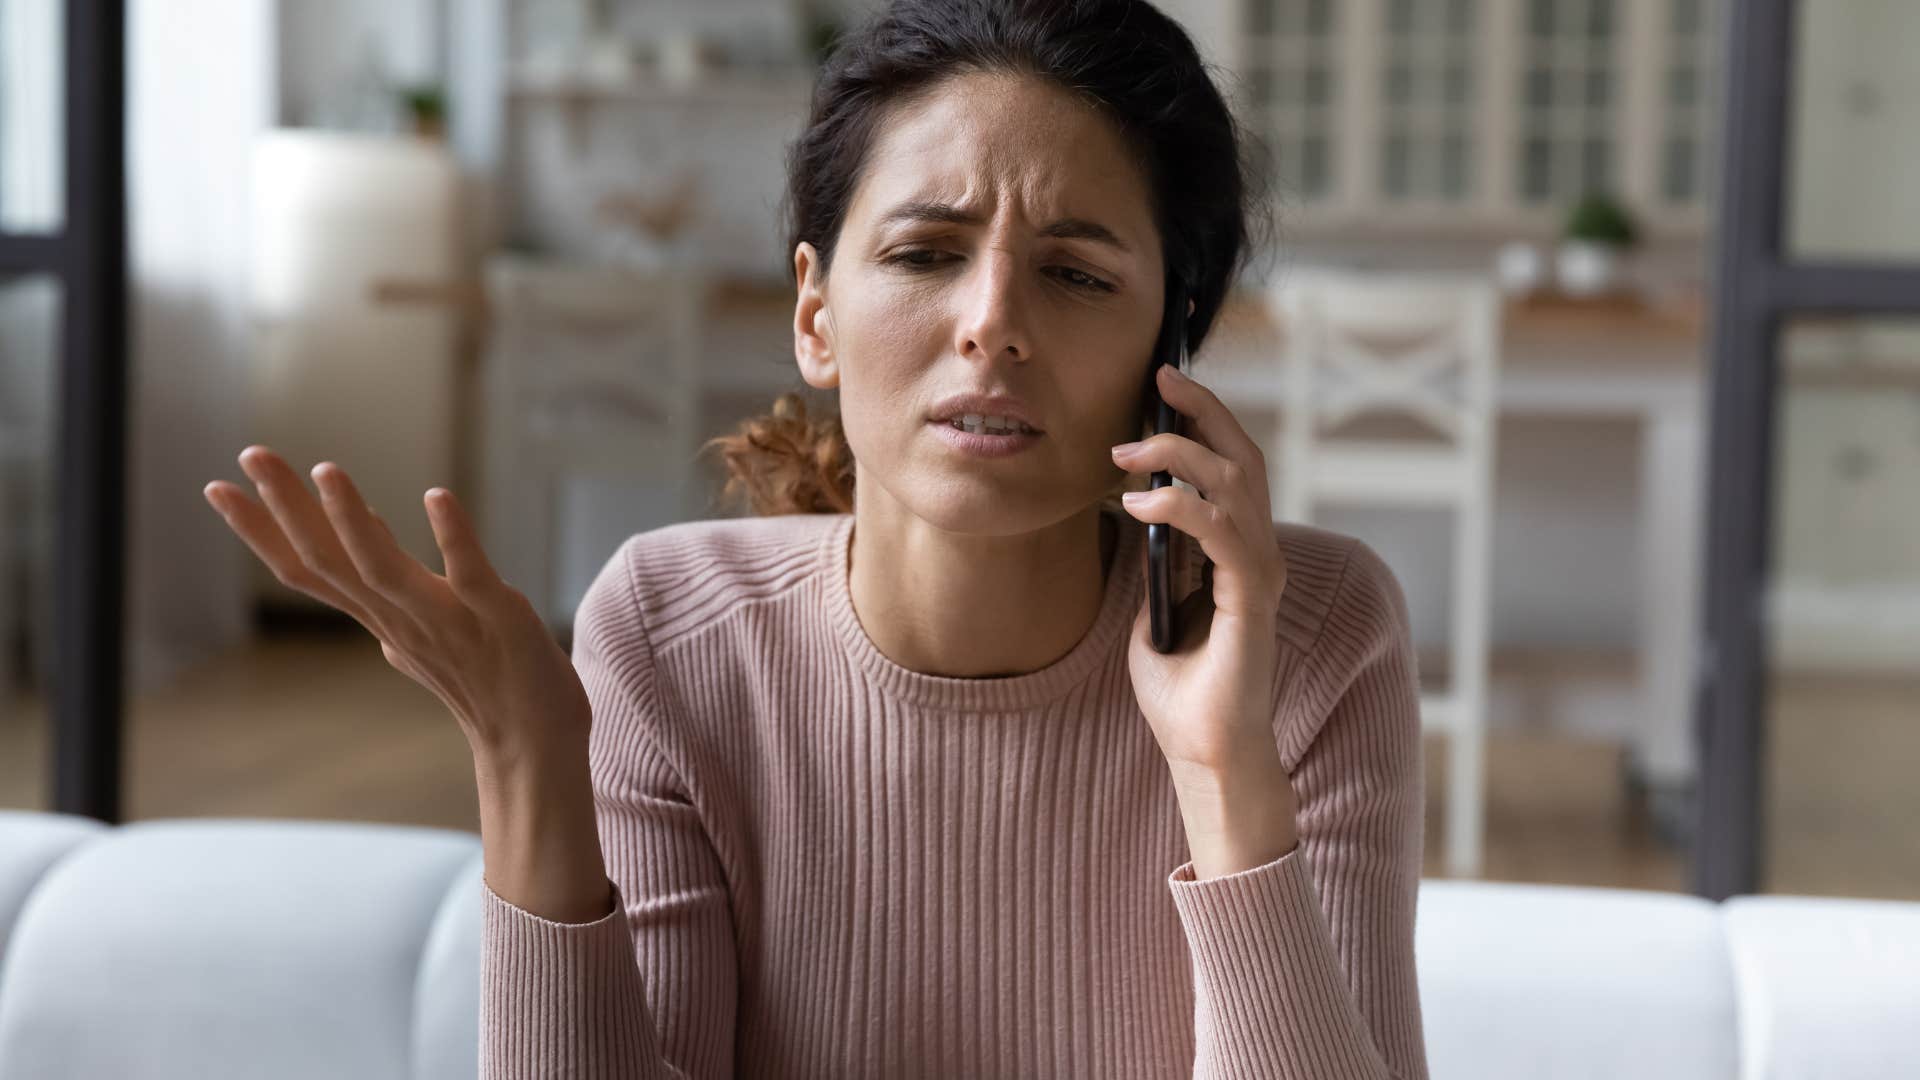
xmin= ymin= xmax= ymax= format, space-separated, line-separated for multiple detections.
xmin=481 ymin=510 xmax=1430 ymax=1079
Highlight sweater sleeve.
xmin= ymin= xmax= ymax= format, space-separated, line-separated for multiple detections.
xmin=1164 ymin=536 xmax=1431 ymax=1080
xmin=481 ymin=538 xmax=739 ymax=1080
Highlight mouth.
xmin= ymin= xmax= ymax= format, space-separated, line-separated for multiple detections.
xmin=932 ymin=414 xmax=1044 ymax=437
xmin=927 ymin=416 xmax=1045 ymax=458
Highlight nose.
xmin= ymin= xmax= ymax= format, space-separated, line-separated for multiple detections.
xmin=951 ymin=250 xmax=1032 ymax=364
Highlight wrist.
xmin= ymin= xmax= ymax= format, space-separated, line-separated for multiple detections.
xmin=1168 ymin=755 xmax=1300 ymax=879
xmin=472 ymin=737 xmax=610 ymax=923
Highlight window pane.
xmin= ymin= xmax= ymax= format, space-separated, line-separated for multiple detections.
xmin=1527 ymin=66 xmax=1553 ymax=108
xmin=1766 ymin=318 xmax=1920 ymax=899
xmin=1447 ymin=0 xmax=1475 ymax=34
xmin=1300 ymin=133 xmax=1329 ymax=196
xmin=1662 ymin=135 xmax=1696 ymax=202
xmin=1587 ymin=0 xmax=1614 ymax=39
xmin=1380 ymin=0 xmax=1479 ymax=204
xmin=1523 ymin=136 xmax=1553 ymax=198
xmin=1385 ymin=132 xmax=1411 ymax=196
xmin=1672 ymin=0 xmax=1702 ymax=35
xmin=1786 ymin=0 xmax=1920 ymax=258
xmin=0 ymin=0 xmax=66 ymax=235
xmin=1585 ymin=68 xmax=1611 ymax=108
xmin=1304 ymin=64 xmax=1331 ymax=106
xmin=1529 ymin=0 xmax=1555 ymax=36
xmin=1389 ymin=0 xmax=1415 ymax=33
xmin=1248 ymin=0 xmax=1274 ymax=34
xmin=1441 ymin=132 xmax=1469 ymax=197
xmin=1667 ymin=67 xmax=1697 ymax=107
xmin=0 ymin=274 xmax=61 ymax=811
xmin=1582 ymin=137 xmax=1610 ymax=191
xmin=1305 ymin=0 xmax=1333 ymax=36
xmin=1388 ymin=62 xmax=1413 ymax=105
xmin=1253 ymin=67 xmax=1277 ymax=107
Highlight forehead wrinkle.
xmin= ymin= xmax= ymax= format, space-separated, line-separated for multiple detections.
xmin=852 ymin=72 xmax=1157 ymax=260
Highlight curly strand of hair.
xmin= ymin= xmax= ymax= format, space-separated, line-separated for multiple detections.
xmin=702 ymin=390 xmax=857 ymax=516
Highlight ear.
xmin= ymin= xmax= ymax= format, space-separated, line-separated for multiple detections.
xmin=793 ymin=242 xmax=839 ymax=390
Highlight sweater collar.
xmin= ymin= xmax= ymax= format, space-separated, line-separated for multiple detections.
xmin=819 ymin=510 xmax=1143 ymax=713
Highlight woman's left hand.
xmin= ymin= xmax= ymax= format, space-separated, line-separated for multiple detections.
xmin=1111 ymin=363 xmax=1299 ymax=875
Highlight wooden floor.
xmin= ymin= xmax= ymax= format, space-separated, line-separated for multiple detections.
xmin=3 ymin=628 xmax=1914 ymax=899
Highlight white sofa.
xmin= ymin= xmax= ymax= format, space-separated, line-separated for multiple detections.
xmin=0 ymin=809 xmax=1915 ymax=1079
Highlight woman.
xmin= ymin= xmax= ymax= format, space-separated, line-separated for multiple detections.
xmin=204 ymin=2 xmax=1429 ymax=1076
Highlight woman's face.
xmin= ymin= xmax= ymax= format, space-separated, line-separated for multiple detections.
xmin=793 ymin=70 xmax=1166 ymax=536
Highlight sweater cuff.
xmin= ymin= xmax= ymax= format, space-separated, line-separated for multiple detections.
xmin=1166 ymin=847 xmax=1387 ymax=1077
xmin=481 ymin=878 xmax=662 ymax=1074
xmin=1165 ymin=841 xmax=1322 ymax=940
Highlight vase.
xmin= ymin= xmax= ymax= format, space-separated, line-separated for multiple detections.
xmin=1557 ymin=240 xmax=1623 ymax=297
xmin=1495 ymin=241 xmax=1546 ymax=296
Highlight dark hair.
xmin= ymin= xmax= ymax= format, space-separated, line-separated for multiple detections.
xmin=705 ymin=0 xmax=1272 ymax=517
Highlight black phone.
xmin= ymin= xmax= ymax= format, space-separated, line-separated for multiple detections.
xmin=1145 ymin=275 xmax=1190 ymax=653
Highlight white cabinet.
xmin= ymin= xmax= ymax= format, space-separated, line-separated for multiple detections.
xmin=248 ymin=132 xmax=461 ymax=609
xmin=1232 ymin=0 xmax=1718 ymax=234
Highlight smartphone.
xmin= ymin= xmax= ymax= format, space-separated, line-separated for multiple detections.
xmin=1145 ymin=274 xmax=1190 ymax=653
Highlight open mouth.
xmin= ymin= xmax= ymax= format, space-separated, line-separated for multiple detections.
xmin=937 ymin=414 xmax=1043 ymax=436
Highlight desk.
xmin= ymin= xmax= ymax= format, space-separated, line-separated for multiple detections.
xmin=1200 ymin=289 xmax=1708 ymax=799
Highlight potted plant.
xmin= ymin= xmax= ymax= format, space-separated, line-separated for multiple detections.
xmin=797 ymin=0 xmax=846 ymax=65
xmin=398 ymin=84 xmax=447 ymax=141
xmin=1557 ymin=192 xmax=1640 ymax=297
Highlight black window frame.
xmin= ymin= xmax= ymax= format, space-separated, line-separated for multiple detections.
xmin=0 ymin=0 xmax=129 ymax=822
xmin=1695 ymin=0 xmax=1920 ymax=898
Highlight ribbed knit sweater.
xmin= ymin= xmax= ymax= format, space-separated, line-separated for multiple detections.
xmin=481 ymin=509 xmax=1429 ymax=1079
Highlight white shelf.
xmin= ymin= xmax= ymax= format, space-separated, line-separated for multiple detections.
xmin=507 ymin=69 xmax=814 ymax=107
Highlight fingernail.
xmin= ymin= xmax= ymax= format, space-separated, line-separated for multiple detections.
xmin=1121 ymin=491 xmax=1147 ymax=506
xmin=1111 ymin=441 xmax=1143 ymax=458
xmin=1161 ymin=364 xmax=1189 ymax=382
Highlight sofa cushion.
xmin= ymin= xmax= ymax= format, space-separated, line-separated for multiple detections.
xmin=1416 ymin=879 xmax=1740 ymax=1080
xmin=0 ymin=810 xmax=106 ymax=969
xmin=0 ymin=818 xmax=480 ymax=1080
xmin=1724 ymin=895 xmax=1920 ymax=1080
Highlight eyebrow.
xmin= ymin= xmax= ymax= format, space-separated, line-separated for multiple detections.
xmin=875 ymin=200 xmax=1133 ymax=254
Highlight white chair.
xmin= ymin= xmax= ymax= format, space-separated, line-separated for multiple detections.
xmin=479 ymin=255 xmax=706 ymax=633
xmin=1270 ymin=270 xmax=1500 ymax=879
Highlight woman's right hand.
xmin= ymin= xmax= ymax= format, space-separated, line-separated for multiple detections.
xmin=203 ymin=445 xmax=592 ymax=763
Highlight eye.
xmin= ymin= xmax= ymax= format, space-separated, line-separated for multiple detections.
xmin=1052 ymin=266 xmax=1116 ymax=293
xmin=883 ymin=249 xmax=1115 ymax=293
xmin=884 ymin=248 xmax=949 ymax=269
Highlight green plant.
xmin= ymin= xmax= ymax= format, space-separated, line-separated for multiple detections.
xmin=1563 ymin=192 xmax=1640 ymax=247
xmin=798 ymin=1 xmax=844 ymax=65
xmin=398 ymin=84 xmax=446 ymax=125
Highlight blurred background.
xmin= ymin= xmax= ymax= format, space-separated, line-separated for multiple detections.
xmin=1 ymin=0 xmax=1915 ymax=902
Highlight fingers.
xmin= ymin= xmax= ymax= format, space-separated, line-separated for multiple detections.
xmin=1120 ymin=485 xmax=1279 ymax=616
xmin=313 ymin=463 xmax=442 ymax=597
xmin=423 ymin=487 xmax=513 ymax=612
xmin=204 ymin=477 xmax=385 ymax=635
xmin=1152 ymin=365 xmax=1272 ymax=518
xmin=1112 ymin=430 xmax=1262 ymax=553
xmin=230 ymin=447 xmax=429 ymax=642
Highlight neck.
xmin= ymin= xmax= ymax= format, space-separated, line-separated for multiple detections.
xmin=845 ymin=487 xmax=1120 ymax=680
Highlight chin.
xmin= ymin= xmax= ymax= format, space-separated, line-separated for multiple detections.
xmin=905 ymin=482 xmax=1108 ymax=538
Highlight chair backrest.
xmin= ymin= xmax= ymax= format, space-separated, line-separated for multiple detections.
xmin=1270 ymin=269 xmax=1502 ymax=521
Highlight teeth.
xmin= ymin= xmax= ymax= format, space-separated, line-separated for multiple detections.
xmin=948 ymin=414 xmax=1036 ymax=436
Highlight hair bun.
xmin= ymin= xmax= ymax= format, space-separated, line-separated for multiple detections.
xmin=704 ymin=390 xmax=857 ymax=516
